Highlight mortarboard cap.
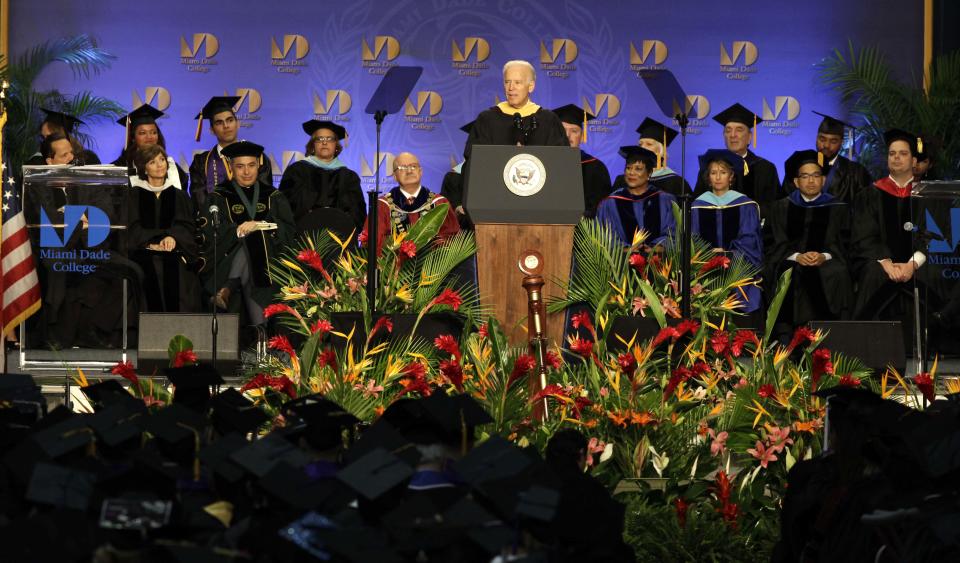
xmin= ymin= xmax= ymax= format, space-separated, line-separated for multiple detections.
xmin=194 ymin=95 xmax=241 ymax=141
xmin=139 ymin=403 xmax=206 ymax=449
xmin=336 ymin=447 xmax=414 ymax=500
xmin=165 ymin=364 xmax=223 ymax=413
xmin=636 ymin=117 xmax=679 ymax=146
xmin=712 ymin=102 xmax=762 ymax=128
xmin=883 ymin=128 xmax=920 ymax=156
xmin=220 ymin=140 xmax=265 ymax=160
xmin=344 ymin=417 xmax=421 ymax=467
xmin=157 ymin=544 xmax=250 ymax=563
xmin=281 ymin=394 xmax=359 ymax=450
xmin=116 ymin=104 xmax=164 ymax=127
xmin=86 ymin=402 xmax=146 ymax=449
xmin=455 ymin=436 xmax=535 ymax=485
xmin=302 ymin=120 xmax=347 ymax=140
xmin=459 ymin=120 xmax=476 ymax=134
xmin=198 ymin=432 xmax=248 ymax=485
xmin=552 ymin=103 xmax=595 ymax=126
xmin=784 ymin=149 xmax=825 ymax=180
xmin=812 ymin=110 xmax=854 ymax=136
xmin=230 ymin=433 xmax=311 ymax=478
xmin=210 ymin=389 xmax=268 ymax=436
xmin=81 ymin=380 xmax=138 ymax=410
xmin=699 ymin=148 xmax=749 ymax=177
xmin=26 ymin=462 xmax=98 ymax=510
xmin=40 ymin=108 xmax=85 ymax=135
xmin=618 ymin=146 xmax=659 ymax=170
xmin=31 ymin=414 xmax=96 ymax=459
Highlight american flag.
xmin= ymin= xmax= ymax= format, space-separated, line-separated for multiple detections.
xmin=1 ymin=164 xmax=41 ymax=337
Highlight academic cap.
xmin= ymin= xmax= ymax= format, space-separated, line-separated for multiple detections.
xmin=116 ymin=104 xmax=164 ymax=127
xmin=281 ymin=394 xmax=359 ymax=450
xmin=784 ymin=149 xmax=825 ymax=180
xmin=229 ymin=433 xmax=311 ymax=478
xmin=552 ymin=103 xmax=595 ymax=126
xmin=198 ymin=432 xmax=248 ymax=485
xmin=279 ymin=511 xmax=403 ymax=563
xmin=86 ymin=402 xmax=146 ymax=448
xmin=460 ymin=120 xmax=476 ymax=134
xmin=698 ymin=148 xmax=749 ymax=177
xmin=712 ymin=103 xmax=763 ymax=128
xmin=883 ymin=128 xmax=921 ymax=156
xmin=812 ymin=110 xmax=855 ymax=136
xmin=220 ymin=140 xmax=265 ymax=159
xmin=455 ymin=436 xmax=536 ymax=485
xmin=138 ymin=403 xmax=207 ymax=448
xmin=80 ymin=380 xmax=138 ymax=410
xmin=636 ymin=117 xmax=679 ymax=146
xmin=336 ymin=447 xmax=414 ymax=500
xmin=619 ymin=146 xmax=659 ymax=169
xmin=26 ymin=461 xmax=98 ymax=510
xmin=194 ymin=95 xmax=241 ymax=141
xmin=302 ymin=119 xmax=346 ymax=140
xmin=40 ymin=108 xmax=85 ymax=134
xmin=344 ymin=417 xmax=421 ymax=467
xmin=210 ymin=388 xmax=268 ymax=436
xmin=165 ymin=364 xmax=223 ymax=413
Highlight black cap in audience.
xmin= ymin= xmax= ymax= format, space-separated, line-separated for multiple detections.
xmin=40 ymin=108 xmax=85 ymax=135
xmin=198 ymin=432 xmax=248 ymax=485
xmin=812 ymin=110 xmax=854 ymax=137
xmin=552 ymin=103 xmax=595 ymax=126
xmin=712 ymin=102 xmax=763 ymax=128
xmin=282 ymin=394 xmax=359 ymax=450
xmin=784 ymin=149 xmax=825 ymax=180
xmin=337 ymin=447 xmax=414 ymax=500
xmin=220 ymin=140 xmax=265 ymax=160
xmin=883 ymin=128 xmax=920 ymax=156
xmin=26 ymin=461 xmax=98 ymax=510
xmin=116 ymin=104 xmax=164 ymax=127
xmin=81 ymin=380 xmax=139 ymax=410
xmin=636 ymin=117 xmax=679 ymax=146
xmin=210 ymin=388 xmax=268 ymax=436
xmin=230 ymin=433 xmax=311 ymax=478
xmin=165 ymin=364 xmax=223 ymax=413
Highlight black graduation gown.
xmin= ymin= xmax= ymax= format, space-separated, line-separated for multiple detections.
xmin=277 ymin=160 xmax=366 ymax=231
xmin=782 ymin=154 xmax=872 ymax=205
xmin=580 ymin=150 xmax=612 ymax=218
xmin=463 ymin=106 xmax=568 ymax=158
xmin=189 ymin=146 xmax=274 ymax=210
xmin=695 ymin=150 xmax=781 ymax=220
xmin=127 ymin=185 xmax=201 ymax=312
xmin=200 ymin=181 xmax=295 ymax=309
xmin=766 ymin=192 xmax=852 ymax=326
xmin=439 ymin=169 xmax=473 ymax=230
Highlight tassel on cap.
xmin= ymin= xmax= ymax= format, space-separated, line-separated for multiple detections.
xmin=124 ymin=116 xmax=131 ymax=150
xmin=743 ymin=160 xmax=750 ymax=176
xmin=581 ymin=108 xmax=587 ymax=144
xmin=917 ymin=137 xmax=924 ymax=154
xmin=752 ymin=114 xmax=757 ymax=149
xmin=194 ymin=113 xmax=204 ymax=142
xmin=660 ymin=129 xmax=667 ymax=169
xmin=817 ymin=152 xmax=824 ymax=167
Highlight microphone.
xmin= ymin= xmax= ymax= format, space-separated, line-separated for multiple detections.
xmin=513 ymin=112 xmax=524 ymax=146
xmin=209 ymin=204 xmax=221 ymax=228
xmin=904 ymin=222 xmax=945 ymax=242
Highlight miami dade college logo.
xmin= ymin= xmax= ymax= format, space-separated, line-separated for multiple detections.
xmin=925 ymin=208 xmax=960 ymax=278
xmin=362 ymin=36 xmax=400 ymax=75
xmin=313 ymin=89 xmax=352 ymax=122
xmin=180 ymin=33 xmax=219 ymax=73
xmin=404 ymin=91 xmax=443 ymax=131
xmin=629 ymin=40 xmax=668 ymax=77
xmin=360 ymin=152 xmax=396 ymax=184
xmin=761 ymin=96 xmax=801 ymax=136
xmin=270 ymin=151 xmax=305 ymax=184
xmin=452 ymin=37 xmax=490 ymax=77
xmin=231 ymin=88 xmax=262 ymax=127
xmin=39 ymin=206 xmax=112 ymax=274
xmin=720 ymin=40 xmax=758 ymax=81
xmin=672 ymin=95 xmax=711 ymax=134
xmin=132 ymin=87 xmax=171 ymax=112
xmin=271 ymin=34 xmax=309 ymax=74
xmin=581 ymin=94 xmax=621 ymax=134
xmin=540 ymin=38 xmax=577 ymax=78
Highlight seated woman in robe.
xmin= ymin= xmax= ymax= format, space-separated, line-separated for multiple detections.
xmin=691 ymin=149 xmax=763 ymax=315
xmin=595 ymin=146 xmax=676 ymax=246
xmin=112 ymin=104 xmax=189 ymax=190
xmin=127 ymin=145 xmax=201 ymax=312
xmin=278 ymin=120 xmax=366 ymax=233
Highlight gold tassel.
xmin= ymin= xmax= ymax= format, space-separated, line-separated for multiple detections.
xmin=222 ymin=154 xmax=233 ymax=181
xmin=124 ymin=116 xmax=131 ymax=150
xmin=581 ymin=108 xmax=587 ymax=144
xmin=817 ymin=152 xmax=824 ymax=167
xmin=660 ymin=130 xmax=667 ymax=169
xmin=203 ymin=501 xmax=234 ymax=528
xmin=743 ymin=160 xmax=750 ymax=176
xmin=917 ymin=137 xmax=924 ymax=154
xmin=194 ymin=114 xmax=204 ymax=142
xmin=752 ymin=114 xmax=757 ymax=149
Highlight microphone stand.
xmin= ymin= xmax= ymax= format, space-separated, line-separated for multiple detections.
xmin=210 ymin=207 xmax=219 ymax=383
xmin=366 ymin=110 xmax=386 ymax=323
xmin=676 ymin=111 xmax=692 ymax=319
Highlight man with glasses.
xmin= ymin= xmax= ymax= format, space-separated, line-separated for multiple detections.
xmin=189 ymin=96 xmax=274 ymax=209
xmin=766 ymin=150 xmax=852 ymax=337
xmin=361 ymin=152 xmax=460 ymax=255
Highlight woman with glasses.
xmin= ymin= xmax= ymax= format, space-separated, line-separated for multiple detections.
xmin=278 ymin=120 xmax=366 ymax=232
xmin=766 ymin=150 xmax=852 ymax=336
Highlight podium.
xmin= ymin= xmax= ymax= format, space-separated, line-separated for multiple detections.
xmin=465 ymin=145 xmax=583 ymax=346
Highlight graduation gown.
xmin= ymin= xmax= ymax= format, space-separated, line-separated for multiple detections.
xmin=695 ymin=150 xmax=781 ymax=221
xmin=692 ymin=191 xmax=763 ymax=313
xmin=189 ymin=145 xmax=274 ymax=209
xmin=200 ymin=180 xmax=295 ymax=309
xmin=112 ymin=153 xmax=189 ymax=192
xmin=782 ymin=154 xmax=872 ymax=205
xmin=440 ymin=166 xmax=473 ymax=230
xmin=595 ymin=186 xmax=676 ymax=246
xmin=361 ymin=186 xmax=460 ymax=256
xmin=463 ymin=105 xmax=567 ymax=158
xmin=613 ymin=167 xmax=690 ymax=198
xmin=127 ymin=180 xmax=201 ymax=313
xmin=580 ymin=150 xmax=612 ymax=218
xmin=277 ymin=159 xmax=366 ymax=231
xmin=766 ymin=191 xmax=852 ymax=325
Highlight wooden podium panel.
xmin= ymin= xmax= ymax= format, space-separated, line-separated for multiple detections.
xmin=476 ymin=223 xmax=574 ymax=347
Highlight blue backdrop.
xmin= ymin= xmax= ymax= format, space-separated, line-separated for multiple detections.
xmin=11 ymin=0 xmax=924 ymax=192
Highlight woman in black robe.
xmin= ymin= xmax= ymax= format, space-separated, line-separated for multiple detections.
xmin=278 ymin=120 xmax=366 ymax=232
xmin=127 ymin=145 xmax=200 ymax=312
xmin=112 ymin=104 xmax=189 ymax=190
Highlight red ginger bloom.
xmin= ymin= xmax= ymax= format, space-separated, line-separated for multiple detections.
xmin=111 ymin=361 xmax=139 ymax=385
xmin=545 ymin=350 xmax=562 ymax=370
xmin=433 ymin=334 xmax=461 ymax=361
xmin=710 ymin=329 xmax=731 ymax=356
xmin=172 ymin=349 xmax=198 ymax=368
xmin=651 ymin=326 xmax=680 ymax=348
xmin=439 ymin=359 xmax=464 ymax=392
xmin=399 ymin=361 xmax=431 ymax=397
xmin=398 ymin=239 xmax=417 ymax=259
xmin=429 ymin=289 xmax=462 ymax=311
xmin=913 ymin=373 xmax=935 ymax=402
xmin=838 ymin=374 xmax=861 ymax=387
xmin=241 ymin=373 xmax=297 ymax=399
xmin=731 ymin=329 xmax=759 ymax=357
xmin=788 ymin=325 xmax=816 ymax=352
xmin=268 ymin=335 xmax=295 ymax=356
xmin=317 ymin=349 xmax=338 ymax=371
xmin=477 ymin=323 xmax=489 ymax=339
xmin=263 ymin=303 xmax=294 ymax=319
xmin=570 ymin=311 xmax=595 ymax=335
xmin=370 ymin=316 xmax=393 ymax=338
xmin=509 ymin=354 xmax=537 ymax=386
xmin=757 ymin=384 xmax=775 ymax=398
xmin=664 ymin=366 xmax=692 ymax=399
xmin=811 ymin=348 xmax=834 ymax=392
xmin=311 ymin=319 xmax=333 ymax=335
xmin=296 ymin=249 xmax=325 ymax=273
xmin=675 ymin=319 xmax=700 ymax=339
xmin=629 ymin=253 xmax=647 ymax=272
xmin=673 ymin=497 xmax=689 ymax=528
xmin=699 ymin=255 xmax=731 ymax=274
xmin=531 ymin=383 xmax=568 ymax=404
xmin=617 ymin=353 xmax=637 ymax=377
xmin=719 ymin=501 xmax=740 ymax=529
xmin=569 ymin=337 xmax=594 ymax=358
xmin=571 ymin=395 xmax=593 ymax=419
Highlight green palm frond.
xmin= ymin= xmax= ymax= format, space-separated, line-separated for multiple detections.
xmin=548 ymin=218 xmax=627 ymax=313
xmin=410 ymin=230 xmax=477 ymax=310
xmin=5 ymin=34 xmax=116 ymax=84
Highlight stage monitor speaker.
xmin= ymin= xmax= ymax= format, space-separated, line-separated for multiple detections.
xmin=809 ymin=321 xmax=905 ymax=374
xmin=137 ymin=313 xmax=240 ymax=376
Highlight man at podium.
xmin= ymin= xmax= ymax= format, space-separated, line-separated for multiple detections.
xmin=463 ymin=60 xmax=567 ymax=158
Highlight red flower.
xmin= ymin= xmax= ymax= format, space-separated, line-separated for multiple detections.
xmin=240 ymin=373 xmax=268 ymax=393
xmin=710 ymin=329 xmax=731 ymax=356
xmin=571 ymin=395 xmax=593 ymax=419
xmin=317 ymin=348 xmax=338 ymax=372
xmin=263 ymin=303 xmax=294 ymax=319
xmin=398 ymin=239 xmax=417 ymax=259
xmin=787 ymin=325 xmax=816 ymax=352
xmin=430 ymin=288 xmax=462 ymax=311
xmin=673 ymin=497 xmax=689 ymax=529
xmin=664 ymin=366 xmax=692 ymax=399
xmin=811 ymin=348 xmax=834 ymax=392
xmin=629 ymin=253 xmax=647 ymax=272
xmin=617 ymin=353 xmax=637 ymax=378
xmin=509 ymin=354 xmax=537 ymax=386
xmin=296 ymin=249 xmax=327 ymax=274
xmin=651 ymin=326 xmax=680 ymax=348
xmin=730 ymin=330 xmax=758 ymax=357
xmin=370 ymin=316 xmax=393 ymax=339
xmin=691 ymin=361 xmax=712 ymax=376
xmin=276 ymin=376 xmax=298 ymax=399
xmin=311 ymin=319 xmax=333 ymax=335
xmin=531 ymin=383 xmax=568 ymax=404
xmin=439 ymin=359 xmax=464 ymax=392
xmin=433 ymin=334 xmax=462 ymax=361
xmin=569 ymin=337 xmax=594 ymax=359
xmin=545 ymin=350 xmax=562 ymax=370
xmin=913 ymin=373 xmax=935 ymax=402
xmin=477 ymin=323 xmax=489 ymax=339
xmin=719 ymin=502 xmax=740 ymax=529
xmin=838 ymin=374 xmax=861 ymax=387
xmin=699 ymin=255 xmax=731 ymax=274
xmin=757 ymin=384 xmax=775 ymax=398
xmin=172 ymin=349 xmax=198 ymax=368
xmin=713 ymin=470 xmax=733 ymax=505
xmin=357 ymin=230 xmax=368 ymax=246
xmin=675 ymin=319 xmax=700 ymax=339
xmin=268 ymin=335 xmax=295 ymax=356
xmin=111 ymin=361 xmax=138 ymax=385
xmin=241 ymin=373 xmax=297 ymax=399
xmin=570 ymin=311 xmax=595 ymax=334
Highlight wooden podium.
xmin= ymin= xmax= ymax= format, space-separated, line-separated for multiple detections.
xmin=466 ymin=145 xmax=584 ymax=347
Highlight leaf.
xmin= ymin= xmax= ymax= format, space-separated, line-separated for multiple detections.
xmin=298 ymin=331 xmax=323 ymax=382
xmin=167 ymin=335 xmax=194 ymax=364
xmin=638 ymin=280 xmax=666 ymax=328
xmin=763 ymin=269 xmax=792 ymax=342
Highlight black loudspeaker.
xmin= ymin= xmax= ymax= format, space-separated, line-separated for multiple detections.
xmin=137 ymin=313 xmax=240 ymax=376
xmin=809 ymin=321 xmax=906 ymax=374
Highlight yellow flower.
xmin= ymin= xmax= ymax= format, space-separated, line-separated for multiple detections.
xmin=394 ymin=285 xmax=413 ymax=303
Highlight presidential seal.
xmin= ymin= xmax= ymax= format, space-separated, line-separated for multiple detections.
xmin=503 ymin=153 xmax=546 ymax=197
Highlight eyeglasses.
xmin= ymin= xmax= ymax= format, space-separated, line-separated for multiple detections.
xmin=394 ymin=164 xmax=421 ymax=172
xmin=313 ymin=136 xmax=337 ymax=144
xmin=797 ymin=173 xmax=824 ymax=180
